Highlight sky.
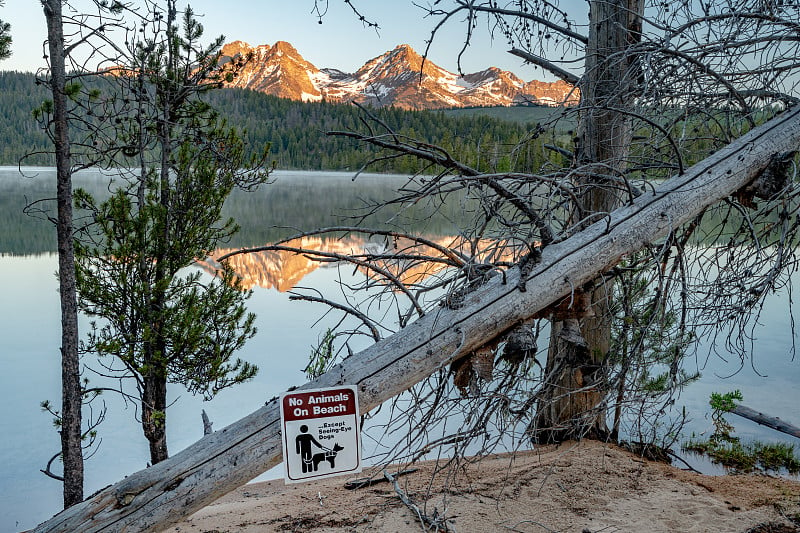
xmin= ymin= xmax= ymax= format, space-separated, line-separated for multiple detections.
xmin=0 ymin=0 xmax=585 ymax=80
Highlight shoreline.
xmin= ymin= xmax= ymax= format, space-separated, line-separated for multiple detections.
xmin=167 ymin=440 xmax=800 ymax=533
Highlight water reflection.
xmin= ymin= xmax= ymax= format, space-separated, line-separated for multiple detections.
xmin=0 ymin=168 xmax=465 ymax=256
xmin=200 ymin=236 xmax=374 ymax=292
xmin=1 ymin=168 xmax=799 ymax=531
xmin=199 ymin=234 xmax=516 ymax=292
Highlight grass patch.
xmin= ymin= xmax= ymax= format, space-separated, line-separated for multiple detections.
xmin=683 ymin=390 xmax=800 ymax=475
xmin=683 ymin=438 xmax=800 ymax=474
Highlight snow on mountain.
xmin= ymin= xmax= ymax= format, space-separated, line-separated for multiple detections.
xmin=221 ymin=40 xmax=326 ymax=102
xmin=220 ymin=41 xmax=578 ymax=109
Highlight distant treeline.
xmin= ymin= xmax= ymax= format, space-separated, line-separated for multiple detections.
xmin=0 ymin=71 xmax=54 ymax=164
xmin=0 ymin=71 xmax=568 ymax=173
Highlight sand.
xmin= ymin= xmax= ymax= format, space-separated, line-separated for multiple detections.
xmin=166 ymin=440 xmax=800 ymax=533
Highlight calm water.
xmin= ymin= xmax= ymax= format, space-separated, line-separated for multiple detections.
xmin=1 ymin=168 xmax=798 ymax=531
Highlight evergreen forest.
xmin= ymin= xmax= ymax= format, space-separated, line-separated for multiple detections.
xmin=0 ymin=70 xmax=568 ymax=173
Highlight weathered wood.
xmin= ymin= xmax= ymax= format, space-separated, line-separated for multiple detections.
xmin=534 ymin=0 xmax=644 ymax=443
xmin=35 ymin=107 xmax=800 ymax=532
xmin=201 ymin=410 xmax=213 ymax=436
xmin=730 ymin=405 xmax=800 ymax=440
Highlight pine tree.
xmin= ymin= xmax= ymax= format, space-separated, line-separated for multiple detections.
xmin=74 ymin=0 xmax=270 ymax=464
xmin=0 ymin=1 xmax=10 ymax=61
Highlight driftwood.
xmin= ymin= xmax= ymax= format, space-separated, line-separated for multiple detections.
xmin=384 ymin=469 xmax=453 ymax=531
xmin=730 ymin=405 xmax=800 ymax=440
xmin=343 ymin=468 xmax=419 ymax=490
xmin=34 ymin=107 xmax=800 ymax=532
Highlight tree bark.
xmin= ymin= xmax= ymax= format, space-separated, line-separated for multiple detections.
xmin=142 ymin=376 xmax=169 ymax=464
xmin=533 ymin=0 xmax=644 ymax=443
xmin=33 ymin=106 xmax=800 ymax=533
xmin=730 ymin=405 xmax=800 ymax=440
xmin=42 ymin=0 xmax=84 ymax=509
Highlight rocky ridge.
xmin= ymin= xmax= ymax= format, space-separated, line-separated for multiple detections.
xmin=220 ymin=41 xmax=578 ymax=110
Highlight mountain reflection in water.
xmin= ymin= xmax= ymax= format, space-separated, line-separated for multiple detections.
xmin=199 ymin=235 xmax=518 ymax=292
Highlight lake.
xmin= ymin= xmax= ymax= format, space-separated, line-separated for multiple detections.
xmin=1 ymin=168 xmax=799 ymax=531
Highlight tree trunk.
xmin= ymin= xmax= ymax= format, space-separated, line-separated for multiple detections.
xmin=141 ymin=0 xmax=176 ymax=466
xmin=730 ymin=405 xmax=800 ymax=440
xmin=533 ymin=0 xmax=644 ymax=443
xmin=142 ymin=375 xmax=169 ymax=464
xmin=33 ymin=107 xmax=800 ymax=532
xmin=42 ymin=0 xmax=84 ymax=508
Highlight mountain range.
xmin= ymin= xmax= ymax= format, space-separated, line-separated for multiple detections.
xmin=219 ymin=41 xmax=578 ymax=111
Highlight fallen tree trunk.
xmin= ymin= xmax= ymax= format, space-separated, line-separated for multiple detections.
xmin=35 ymin=107 xmax=800 ymax=532
xmin=731 ymin=404 xmax=800 ymax=440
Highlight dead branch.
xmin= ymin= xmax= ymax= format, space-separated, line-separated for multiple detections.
xmin=289 ymin=291 xmax=382 ymax=342
xmin=730 ymin=405 xmax=800 ymax=440
xmin=509 ymin=48 xmax=579 ymax=85
xmin=201 ymin=410 xmax=213 ymax=436
xmin=327 ymin=123 xmax=556 ymax=244
xmin=344 ymin=468 xmax=419 ymax=490
xmin=41 ymin=452 xmax=65 ymax=482
xmin=219 ymin=243 xmax=428 ymax=317
xmin=384 ymin=469 xmax=453 ymax=532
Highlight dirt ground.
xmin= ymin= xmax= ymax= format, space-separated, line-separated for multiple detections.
xmin=166 ymin=440 xmax=800 ymax=533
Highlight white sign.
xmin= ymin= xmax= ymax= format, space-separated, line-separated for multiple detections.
xmin=279 ymin=385 xmax=362 ymax=484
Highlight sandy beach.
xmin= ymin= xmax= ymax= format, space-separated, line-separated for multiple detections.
xmin=166 ymin=440 xmax=800 ymax=532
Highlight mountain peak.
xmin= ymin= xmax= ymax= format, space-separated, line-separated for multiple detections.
xmin=220 ymin=40 xmax=256 ymax=58
xmin=222 ymin=39 xmax=322 ymax=102
xmin=273 ymin=40 xmax=300 ymax=54
xmin=387 ymin=44 xmax=427 ymax=69
xmin=221 ymin=40 xmax=579 ymax=110
xmin=393 ymin=43 xmax=418 ymax=56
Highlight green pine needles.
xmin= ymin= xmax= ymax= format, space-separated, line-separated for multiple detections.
xmin=74 ymin=0 xmax=270 ymax=464
xmin=0 ymin=1 xmax=10 ymax=61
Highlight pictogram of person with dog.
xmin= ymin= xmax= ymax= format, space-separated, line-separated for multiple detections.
xmin=295 ymin=424 xmax=343 ymax=473
xmin=281 ymin=386 xmax=361 ymax=483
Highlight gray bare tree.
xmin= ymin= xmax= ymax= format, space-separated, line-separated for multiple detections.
xmin=281 ymin=0 xmax=800 ymax=460
xmin=37 ymin=0 xmax=129 ymax=507
xmin=33 ymin=105 xmax=800 ymax=530
xmin=40 ymin=0 xmax=85 ymax=508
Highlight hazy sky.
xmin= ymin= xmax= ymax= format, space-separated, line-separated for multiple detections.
xmin=0 ymin=1 xmax=586 ymax=80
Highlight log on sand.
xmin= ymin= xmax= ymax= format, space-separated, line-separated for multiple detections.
xmin=35 ymin=107 xmax=800 ymax=532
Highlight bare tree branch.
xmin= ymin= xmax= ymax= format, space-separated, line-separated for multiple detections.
xmin=509 ymin=47 xmax=579 ymax=85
